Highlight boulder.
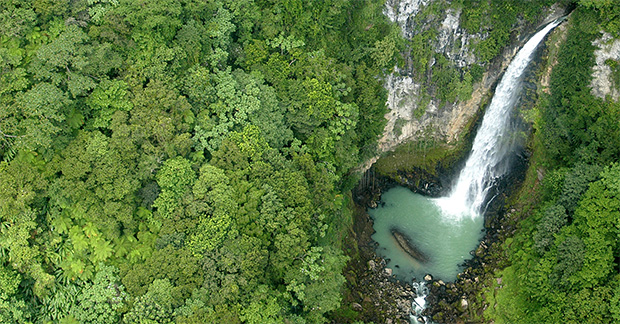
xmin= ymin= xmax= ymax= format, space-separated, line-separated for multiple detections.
xmin=461 ymin=297 xmax=468 ymax=309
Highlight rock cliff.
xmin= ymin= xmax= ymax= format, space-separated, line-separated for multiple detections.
xmin=361 ymin=0 xmax=568 ymax=171
xmin=591 ymin=32 xmax=620 ymax=101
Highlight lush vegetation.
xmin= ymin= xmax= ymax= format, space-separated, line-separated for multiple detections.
xmin=0 ymin=0 xmax=401 ymax=323
xmin=3 ymin=0 xmax=619 ymax=323
xmin=458 ymin=0 xmax=558 ymax=62
xmin=485 ymin=2 xmax=620 ymax=323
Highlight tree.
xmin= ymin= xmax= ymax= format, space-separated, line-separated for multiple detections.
xmin=87 ymin=79 xmax=132 ymax=128
xmin=123 ymin=279 xmax=175 ymax=324
xmin=533 ymin=204 xmax=567 ymax=254
xmin=30 ymin=23 xmax=96 ymax=98
xmin=0 ymin=295 xmax=32 ymax=324
xmin=239 ymin=285 xmax=284 ymax=324
xmin=0 ymin=2 xmax=37 ymax=38
xmin=551 ymin=235 xmax=586 ymax=288
xmin=187 ymin=163 xmax=237 ymax=255
xmin=87 ymin=0 xmax=120 ymax=24
xmin=121 ymin=244 xmax=203 ymax=301
xmin=2 ymin=82 xmax=69 ymax=151
xmin=0 ymin=266 xmax=31 ymax=323
xmin=285 ymin=246 xmax=348 ymax=323
xmin=191 ymin=69 xmax=292 ymax=154
xmin=571 ymin=164 xmax=620 ymax=289
xmin=0 ymin=152 xmax=54 ymax=297
xmin=117 ymin=0 xmax=182 ymax=42
xmin=72 ymin=265 xmax=127 ymax=324
xmin=579 ymin=0 xmax=615 ymax=8
xmin=153 ymin=157 xmax=195 ymax=219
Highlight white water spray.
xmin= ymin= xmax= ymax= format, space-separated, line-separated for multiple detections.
xmin=410 ymin=281 xmax=429 ymax=324
xmin=436 ymin=20 xmax=561 ymax=220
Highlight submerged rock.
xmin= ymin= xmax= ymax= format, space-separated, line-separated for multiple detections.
xmin=390 ymin=228 xmax=430 ymax=263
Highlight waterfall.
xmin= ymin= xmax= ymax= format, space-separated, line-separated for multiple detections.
xmin=436 ymin=20 xmax=561 ymax=220
xmin=405 ymin=20 xmax=562 ymax=323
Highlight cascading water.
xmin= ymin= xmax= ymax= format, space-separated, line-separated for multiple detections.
xmin=435 ymin=20 xmax=561 ymax=220
xmin=411 ymin=20 xmax=561 ymax=324
xmin=411 ymin=281 xmax=429 ymax=323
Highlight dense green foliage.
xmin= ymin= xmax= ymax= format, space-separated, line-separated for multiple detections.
xmin=0 ymin=0 xmax=399 ymax=322
xmin=458 ymin=0 xmax=556 ymax=62
xmin=4 ymin=0 xmax=619 ymax=323
xmin=486 ymin=4 xmax=620 ymax=323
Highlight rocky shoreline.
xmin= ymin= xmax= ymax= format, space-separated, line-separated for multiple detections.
xmin=339 ymin=139 xmax=530 ymax=324
xmin=337 ymin=162 xmax=452 ymax=323
xmin=332 ymin=165 xmax=436 ymax=324
xmin=334 ymin=161 xmax=526 ymax=324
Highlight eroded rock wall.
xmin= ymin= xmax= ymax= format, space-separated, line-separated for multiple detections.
xmin=362 ymin=0 xmax=567 ymax=171
xmin=591 ymin=32 xmax=620 ymax=101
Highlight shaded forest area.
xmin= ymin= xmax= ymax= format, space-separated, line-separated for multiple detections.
xmin=0 ymin=0 xmax=402 ymax=323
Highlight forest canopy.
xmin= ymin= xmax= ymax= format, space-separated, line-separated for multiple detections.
xmin=0 ymin=0 xmax=400 ymax=323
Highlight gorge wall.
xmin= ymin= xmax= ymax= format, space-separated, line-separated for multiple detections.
xmin=591 ymin=32 xmax=620 ymax=102
xmin=362 ymin=0 xmax=568 ymax=171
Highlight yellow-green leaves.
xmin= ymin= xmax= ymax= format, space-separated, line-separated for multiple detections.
xmin=187 ymin=163 xmax=237 ymax=255
xmin=153 ymin=157 xmax=195 ymax=219
xmin=155 ymin=157 xmax=195 ymax=194
xmin=88 ymin=79 xmax=132 ymax=128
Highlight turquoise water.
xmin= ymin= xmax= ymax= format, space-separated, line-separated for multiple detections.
xmin=369 ymin=186 xmax=484 ymax=282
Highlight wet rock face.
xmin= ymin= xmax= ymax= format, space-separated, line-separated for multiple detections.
xmin=378 ymin=0 xmax=487 ymax=157
xmin=591 ymin=31 xmax=620 ymax=101
xmin=385 ymin=0 xmax=479 ymax=66
xmin=384 ymin=0 xmax=430 ymax=28
xmin=436 ymin=9 xmax=479 ymax=68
